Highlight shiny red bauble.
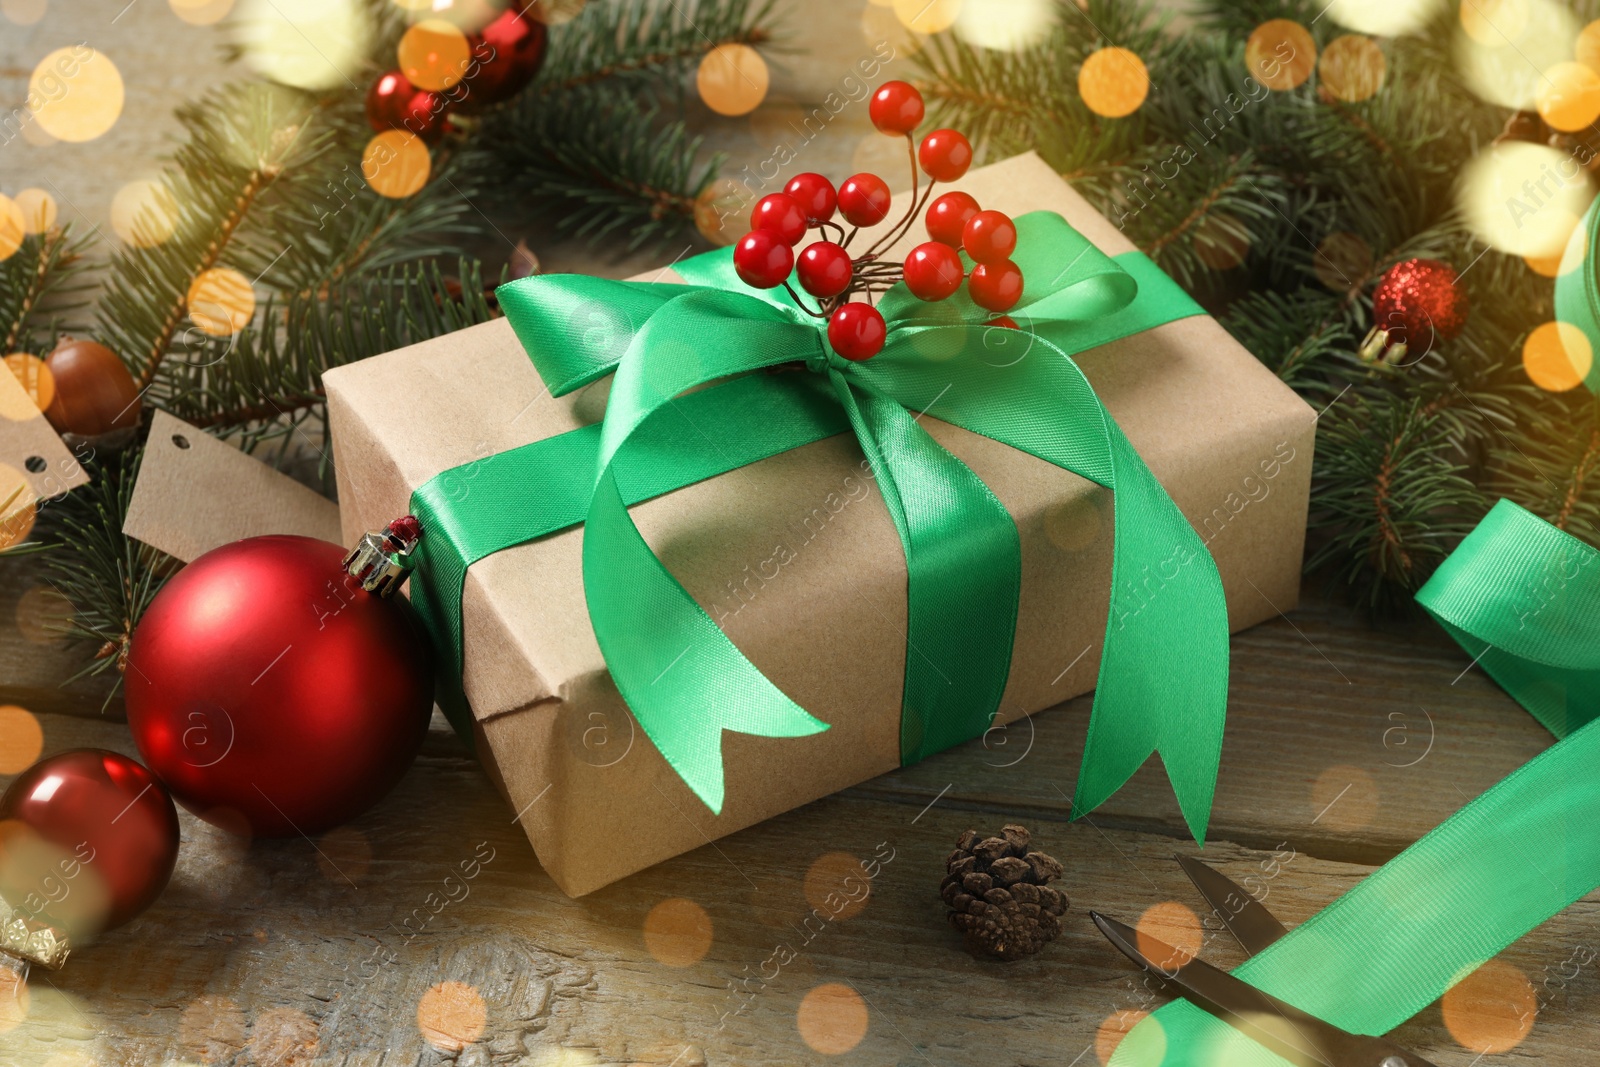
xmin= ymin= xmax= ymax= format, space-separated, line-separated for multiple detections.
xmin=125 ymin=535 xmax=434 ymax=838
xmin=797 ymin=241 xmax=853 ymax=298
xmin=828 ymin=303 xmax=887 ymax=361
xmin=870 ymin=80 xmax=925 ymax=135
xmin=365 ymin=70 xmax=451 ymax=143
xmin=919 ymin=129 xmax=973 ymax=182
xmin=784 ymin=173 xmax=838 ymax=225
xmin=734 ymin=230 xmax=795 ymax=289
xmin=904 ymin=241 xmax=964 ymax=302
xmin=963 ymin=210 xmax=1017 ymax=264
xmin=969 ymin=259 xmax=1024 ymax=312
xmin=0 ymin=750 xmax=179 ymax=939
xmin=751 ymin=193 xmax=808 ymax=246
xmin=838 ymin=173 xmax=891 ymax=227
xmin=456 ymin=8 xmax=549 ymax=110
xmin=925 ymin=191 xmax=981 ymax=248
xmin=1371 ymin=257 xmax=1469 ymax=354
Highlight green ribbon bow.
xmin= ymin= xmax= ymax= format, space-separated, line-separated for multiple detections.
xmin=1113 ymin=499 xmax=1600 ymax=1066
xmin=1554 ymin=192 xmax=1600 ymax=395
xmin=408 ymin=211 xmax=1230 ymax=836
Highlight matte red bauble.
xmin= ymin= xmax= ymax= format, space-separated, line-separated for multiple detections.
xmin=827 ymin=302 xmax=886 ymax=361
xmin=456 ymin=9 xmax=549 ymax=110
xmin=365 ymin=70 xmax=451 ymax=143
xmin=925 ymin=191 xmax=981 ymax=248
xmin=904 ymin=241 xmax=964 ymax=302
xmin=1370 ymin=258 xmax=1468 ymax=356
xmin=124 ymin=534 xmax=434 ymax=838
xmin=0 ymin=750 xmax=178 ymax=953
xmin=797 ymin=241 xmax=853 ymax=298
xmin=41 ymin=338 xmax=140 ymax=439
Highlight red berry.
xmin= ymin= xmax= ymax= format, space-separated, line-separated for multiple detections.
xmin=838 ymin=173 xmax=892 ymax=228
xmin=870 ymin=80 xmax=925 ymax=135
xmin=751 ymin=193 xmax=807 ymax=246
xmin=989 ymin=316 xmax=1020 ymax=329
xmin=918 ymin=129 xmax=973 ymax=182
xmin=968 ymin=259 xmax=1023 ymax=312
xmin=963 ymin=210 xmax=1017 ymax=264
xmin=925 ymin=191 xmax=981 ymax=248
xmin=903 ymin=241 xmax=964 ymax=302
xmin=734 ymin=230 xmax=795 ymax=289
xmin=784 ymin=173 xmax=838 ymax=225
xmin=828 ymin=303 xmax=886 ymax=361
xmin=797 ymin=241 xmax=854 ymax=298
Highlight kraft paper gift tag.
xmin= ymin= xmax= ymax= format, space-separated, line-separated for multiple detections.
xmin=0 ymin=367 xmax=92 ymax=536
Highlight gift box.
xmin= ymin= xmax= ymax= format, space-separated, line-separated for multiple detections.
xmin=324 ymin=152 xmax=1316 ymax=897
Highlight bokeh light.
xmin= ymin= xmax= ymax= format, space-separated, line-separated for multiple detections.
xmin=1319 ymin=35 xmax=1386 ymax=103
xmin=1537 ymin=61 xmax=1600 ymax=133
xmin=1 ymin=0 xmax=46 ymax=25
xmin=3 ymin=354 xmax=53 ymax=413
xmin=29 ymin=48 xmax=124 ymax=143
xmin=861 ymin=3 xmax=925 ymax=58
xmin=893 ymin=0 xmax=959 ymax=34
xmin=13 ymin=189 xmax=57 ymax=235
xmin=398 ymin=19 xmax=473 ymax=92
xmin=1325 ymin=0 xmax=1443 ymax=36
xmin=1134 ymin=901 xmax=1203 ymax=971
xmin=1442 ymin=959 xmax=1536 ymax=1053
xmin=1314 ymin=231 xmax=1374 ymax=291
xmin=693 ymin=177 xmax=744 ymax=246
xmin=1191 ymin=212 xmax=1251 ymax=270
xmin=955 ymin=0 xmax=1056 ymax=52
xmin=0 ymin=196 xmax=23 ymax=262
xmin=1579 ymin=20 xmax=1600 ymax=75
xmin=187 ymin=268 xmax=256 ymax=337
xmin=1096 ymin=1009 xmax=1149 ymax=1065
xmin=1079 ymin=48 xmax=1150 ymax=119
xmin=804 ymin=852 xmax=872 ymax=921
xmin=643 ymin=897 xmax=713 ymax=967
xmin=110 ymin=179 xmax=180 ymax=247
xmin=1246 ymin=20 xmax=1316 ymax=91
xmin=19 ymin=113 xmax=55 ymax=147
xmin=697 ymin=44 xmax=770 ymax=117
xmin=16 ymin=586 xmax=74 ymax=644
xmin=1456 ymin=0 xmax=1576 ymax=110
xmin=417 ymin=981 xmax=486 ymax=1052
xmin=235 ymin=0 xmax=373 ymax=91
xmin=1459 ymin=142 xmax=1592 ymax=258
xmin=1460 ymin=0 xmax=1530 ymax=45
xmin=0 ymin=705 xmax=43 ymax=774
xmin=0 ymin=817 xmax=112 ymax=939
xmin=1523 ymin=321 xmax=1593 ymax=392
xmin=0 ymin=465 xmax=35 ymax=551
xmin=363 ymin=131 xmax=432 ymax=199
xmin=1310 ymin=765 xmax=1379 ymax=831
xmin=170 ymin=0 xmax=233 ymax=25
xmin=398 ymin=0 xmax=501 ymax=33
xmin=796 ymin=982 xmax=869 ymax=1055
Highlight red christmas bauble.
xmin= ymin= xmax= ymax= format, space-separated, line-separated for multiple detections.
xmin=870 ymin=80 xmax=925 ymax=135
xmin=828 ymin=302 xmax=886 ymax=361
xmin=963 ymin=210 xmax=1017 ymax=264
xmin=784 ymin=173 xmax=838 ymax=226
xmin=925 ymin=191 xmax=981 ymax=248
xmin=838 ymin=173 xmax=891 ymax=227
xmin=457 ymin=9 xmax=549 ymax=110
xmin=0 ymin=750 xmax=179 ymax=940
xmin=734 ymin=229 xmax=794 ymax=289
xmin=919 ymin=129 xmax=973 ymax=183
xmin=797 ymin=241 xmax=853 ymax=298
xmin=751 ymin=193 xmax=807 ymax=246
xmin=969 ymin=259 xmax=1023 ymax=312
xmin=1371 ymin=258 xmax=1469 ymax=355
xmin=366 ymin=70 xmax=452 ymax=143
xmin=124 ymin=535 xmax=434 ymax=838
xmin=904 ymin=241 xmax=964 ymax=302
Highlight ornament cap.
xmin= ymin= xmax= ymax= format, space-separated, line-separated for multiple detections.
xmin=343 ymin=516 xmax=423 ymax=598
xmin=0 ymin=895 xmax=70 ymax=971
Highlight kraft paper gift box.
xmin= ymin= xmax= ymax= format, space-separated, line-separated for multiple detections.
xmin=324 ymin=152 xmax=1317 ymax=897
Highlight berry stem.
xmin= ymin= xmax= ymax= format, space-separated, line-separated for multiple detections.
xmin=781 ymin=281 xmax=828 ymax=319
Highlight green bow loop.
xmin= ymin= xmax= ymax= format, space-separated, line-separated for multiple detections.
xmin=1554 ymin=193 xmax=1600 ymax=395
xmin=409 ymin=210 xmax=1228 ymax=826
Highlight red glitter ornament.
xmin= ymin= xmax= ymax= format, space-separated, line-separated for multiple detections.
xmin=456 ymin=8 xmax=549 ymax=110
xmin=1362 ymin=258 xmax=1469 ymax=364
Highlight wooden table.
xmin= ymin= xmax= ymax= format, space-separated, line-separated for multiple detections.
xmin=2 ymin=554 xmax=1596 ymax=1066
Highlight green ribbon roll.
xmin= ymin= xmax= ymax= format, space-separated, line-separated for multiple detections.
xmin=408 ymin=212 xmax=1229 ymax=836
xmin=1113 ymin=499 xmax=1600 ymax=1066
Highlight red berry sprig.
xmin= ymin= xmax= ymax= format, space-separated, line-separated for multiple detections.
xmin=729 ymin=80 xmax=1024 ymax=362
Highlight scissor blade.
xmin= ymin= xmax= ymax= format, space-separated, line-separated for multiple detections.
xmin=1089 ymin=912 xmax=1439 ymax=1067
xmin=1176 ymin=855 xmax=1289 ymax=956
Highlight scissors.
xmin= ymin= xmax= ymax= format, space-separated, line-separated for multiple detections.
xmin=1090 ymin=855 xmax=1438 ymax=1067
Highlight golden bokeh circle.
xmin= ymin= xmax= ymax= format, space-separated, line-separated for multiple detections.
xmin=1461 ymin=0 xmax=1529 ymax=45
xmin=4 ymin=353 xmax=55 ymax=413
xmin=1096 ymin=1009 xmax=1149 ymax=1066
xmin=0 ymin=196 xmax=25 ymax=263
xmin=1079 ymin=47 xmax=1150 ymax=119
xmin=316 ymin=825 xmax=372 ymax=884
xmin=1523 ymin=321 xmax=1594 ymax=392
xmin=1192 ymin=212 xmax=1251 ymax=271
xmin=1310 ymin=765 xmax=1379 ymax=831
xmin=893 ymin=0 xmax=959 ymax=34
xmin=110 ymin=179 xmax=179 ymax=248
xmin=1580 ymin=20 xmax=1600 ymax=74
xmin=1246 ymin=20 xmax=1317 ymax=92
xmin=417 ymin=981 xmax=486 ymax=1052
xmin=170 ymin=0 xmax=234 ymax=24
xmin=956 ymin=0 xmax=1057 ymax=52
xmin=1525 ymin=251 xmax=1566 ymax=278
xmin=2 ymin=0 xmax=46 ymax=25
xmin=13 ymin=189 xmax=57 ymax=235
xmin=187 ymin=268 xmax=256 ymax=337
xmin=861 ymin=3 xmax=924 ymax=58
xmin=1318 ymin=35 xmax=1385 ymax=102
xmin=1134 ymin=901 xmax=1203 ymax=971
xmin=1313 ymin=231 xmax=1373 ymax=291
xmin=693 ymin=177 xmax=744 ymax=246
xmin=0 ymin=464 xmax=35 ymax=552
xmin=30 ymin=47 xmax=125 ymax=143
xmin=399 ymin=19 xmax=473 ymax=92
xmin=1442 ymin=959 xmax=1536 ymax=1053
xmin=1537 ymin=61 xmax=1600 ymax=133
xmin=0 ymin=705 xmax=43 ymax=774
xmin=16 ymin=586 xmax=74 ymax=644
xmin=1458 ymin=142 xmax=1591 ymax=258
xmin=696 ymin=43 xmax=770 ymax=117
xmin=796 ymin=982 xmax=869 ymax=1055
xmin=363 ymin=130 xmax=432 ymax=199
xmin=803 ymin=852 xmax=872 ymax=921
xmin=643 ymin=897 xmax=713 ymax=967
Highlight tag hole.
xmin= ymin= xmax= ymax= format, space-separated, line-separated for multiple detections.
xmin=24 ymin=456 xmax=46 ymax=473
xmin=172 ymin=434 xmax=191 ymax=450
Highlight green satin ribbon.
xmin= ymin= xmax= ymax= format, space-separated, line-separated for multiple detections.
xmin=1113 ymin=499 xmax=1600 ymax=1066
xmin=1553 ymin=192 xmax=1600 ymax=395
xmin=409 ymin=212 xmax=1229 ymax=833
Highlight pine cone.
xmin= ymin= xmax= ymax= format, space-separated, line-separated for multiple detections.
xmin=941 ymin=824 xmax=1068 ymax=961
